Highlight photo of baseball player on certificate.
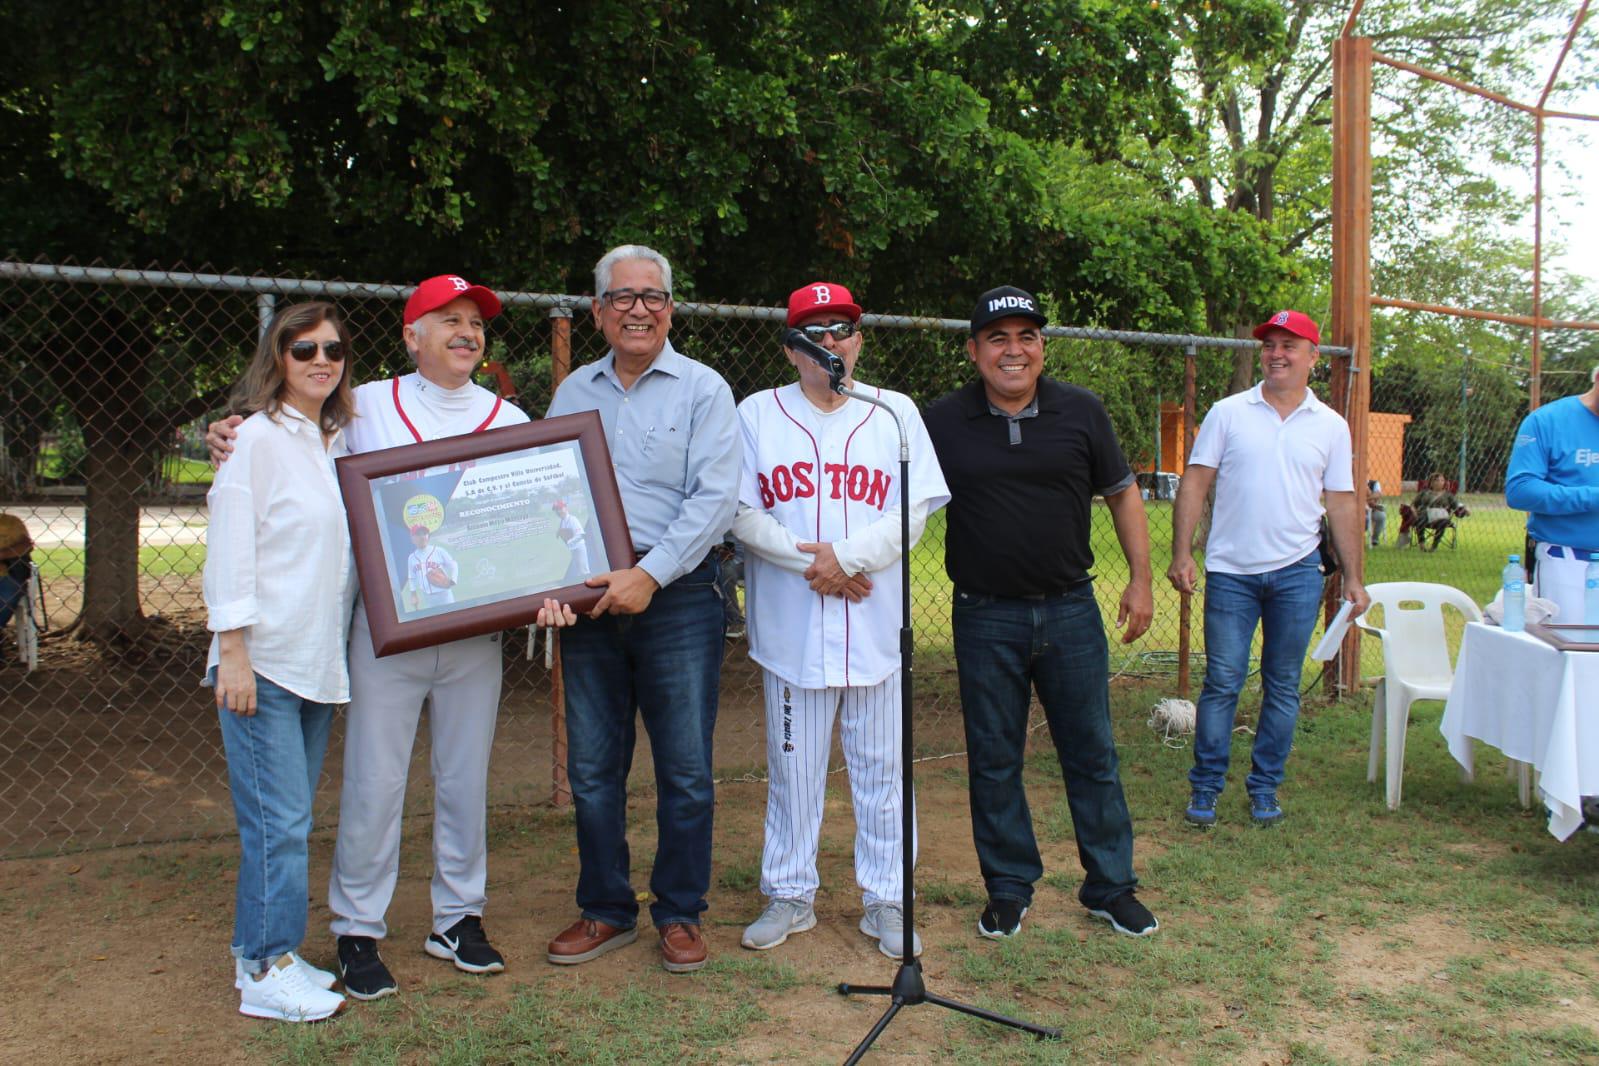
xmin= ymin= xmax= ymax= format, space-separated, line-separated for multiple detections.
xmin=336 ymin=412 xmax=633 ymax=657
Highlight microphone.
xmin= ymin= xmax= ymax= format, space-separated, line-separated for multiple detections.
xmin=784 ymin=329 xmax=846 ymax=391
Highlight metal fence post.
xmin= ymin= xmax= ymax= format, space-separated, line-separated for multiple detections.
xmin=1178 ymin=344 xmax=1197 ymax=700
xmin=256 ymin=293 xmax=276 ymax=339
xmin=548 ymin=306 xmax=573 ymax=808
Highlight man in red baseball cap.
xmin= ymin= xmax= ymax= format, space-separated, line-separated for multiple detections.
xmin=1168 ymin=308 xmax=1368 ymax=829
xmin=730 ymin=280 xmax=950 ymax=961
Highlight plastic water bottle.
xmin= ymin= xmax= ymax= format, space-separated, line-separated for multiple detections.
xmin=1585 ymin=558 xmax=1599 ymax=625
xmin=1501 ymin=554 xmax=1526 ymax=633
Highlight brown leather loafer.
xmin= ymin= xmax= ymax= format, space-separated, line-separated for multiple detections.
xmin=546 ymin=917 xmax=638 ymax=965
xmin=658 ymin=922 xmax=708 ymax=973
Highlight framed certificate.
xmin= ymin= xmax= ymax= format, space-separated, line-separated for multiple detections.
xmin=336 ymin=411 xmax=633 ymax=656
xmin=1525 ymin=622 xmax=1599 ymax=653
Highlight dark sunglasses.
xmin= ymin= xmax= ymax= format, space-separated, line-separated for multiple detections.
xmin=799 ymin=322 xmax=858 ymax=341
xmin=286 ymin=340 xmax=347 ymax=362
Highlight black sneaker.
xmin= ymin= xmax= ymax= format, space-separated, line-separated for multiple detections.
xmin=337 ymin=935 xmax=398 ymax=1000
xmin=976 ymin=898 xmax=1028 ymax=940
xmin=1088 ymin=892 xmax=1159 ymax=937
xmin=424 ymin=915 xmax=505 ymax=974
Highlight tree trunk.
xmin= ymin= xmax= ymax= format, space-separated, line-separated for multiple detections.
xmin=65 ymin=305 xmax=158 ymax=647
xmin=76 ymin=436 xmax=150 ymax=644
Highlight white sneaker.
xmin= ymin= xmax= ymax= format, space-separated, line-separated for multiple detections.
xmin=238 ymin=954 xmax=345 ymax=1022
xmin=859 ymin=901 xmax=923 ymax=960
xmin=740 ymin=898 xmax=817 ymax=950
xmin=234 ymin=952 xmax=337 ymax=991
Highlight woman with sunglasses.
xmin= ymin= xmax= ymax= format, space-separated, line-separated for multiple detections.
xmin=203 ymin=302 xmax=357 ymax=1021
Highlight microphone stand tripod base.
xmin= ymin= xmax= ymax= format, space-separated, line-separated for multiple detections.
xmin=837 ymin=960 xmax=1062 ymax=1064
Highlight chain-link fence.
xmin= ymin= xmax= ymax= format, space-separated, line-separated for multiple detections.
xmin=1356 ymin=333 xmax=1594 ymax=676
xmin=10 ymin=257 xmax=1529 ymax=859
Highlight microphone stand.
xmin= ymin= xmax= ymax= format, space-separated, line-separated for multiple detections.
xmin=785 ymin=332 xmax=1061 ymax=1061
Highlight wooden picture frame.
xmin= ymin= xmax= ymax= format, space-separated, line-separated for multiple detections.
xmin=1526 ymin=622 xmax=1599 ymax=653
xmin=336 ymin=411 xmax=632 ymax=657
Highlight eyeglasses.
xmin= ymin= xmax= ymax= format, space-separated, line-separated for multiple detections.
xmin=799 ymin=322 xmax=858 ymax=341
xmin=286 ymin=340 xmax=346 ymax=362
xmin=601 ymin=288 xmax=671 ymax=312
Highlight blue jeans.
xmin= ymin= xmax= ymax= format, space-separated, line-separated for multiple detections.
xmin=1189 ymin=554 xmax=1324 ymax=797
xmin=560 ymin=555 xmax=722 ymax=928
xmin=0 ymin=556 xmax=30 ymax=634
xmin=951 ymin=585 xmax=1137 ymax=910
xmin=215 ymin=671 xmax=334 ymax=973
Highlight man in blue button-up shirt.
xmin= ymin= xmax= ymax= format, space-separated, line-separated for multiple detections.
xmin=541 ymin=244 xmax=739 ymax=975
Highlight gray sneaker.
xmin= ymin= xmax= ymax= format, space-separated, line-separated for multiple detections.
xmin=740 ymin=898 xmax=816 ymax=950
xmin=859 ymin=901 xmax=923 ymax=959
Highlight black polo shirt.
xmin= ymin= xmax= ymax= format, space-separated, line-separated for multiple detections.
xmin=924 ymin=377 xmax=1134 ymax=597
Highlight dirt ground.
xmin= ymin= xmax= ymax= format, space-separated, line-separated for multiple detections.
xmin=6 ymin=749 xmax=1599 ymax=1066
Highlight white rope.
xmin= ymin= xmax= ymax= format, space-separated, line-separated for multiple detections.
xmin=1148 ymin=698 xmax=1197 ymax=749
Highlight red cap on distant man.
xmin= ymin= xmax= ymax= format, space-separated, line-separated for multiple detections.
xmin=404 ymin=275 xmax=503 ymax=326
xmin=410 ymin=524 xmax=430 ymax=536
xmin=786 ymin=282 xmax=862 ymax=326
xmin=1252 ymin=309 xmax=1320 ymax=346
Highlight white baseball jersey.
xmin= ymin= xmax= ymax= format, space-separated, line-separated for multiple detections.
xmin=736 ymin=381 xmax=949 ymax=688
xmin=346 ymin=371 xmax=528 ymax=454
xmin=405 ymin=545 xmax=459 ymax=607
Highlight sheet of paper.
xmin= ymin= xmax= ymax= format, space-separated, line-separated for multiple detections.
xmin=1310 ymin=600 xmax=1358 ymax=661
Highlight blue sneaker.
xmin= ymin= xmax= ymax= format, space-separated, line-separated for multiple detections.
xmin=1184 ymin=790 xmax=1218 ymax=827
xmin=1249 ymin=792 xmax=1284 ymax=827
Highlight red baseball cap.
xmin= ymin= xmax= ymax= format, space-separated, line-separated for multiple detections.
xmin=409 ymin=524 xmax=430 ymax=536
xmin=1252 ymin=309 xmax=1320 ymax=346
xmin=404 ymin=275 xmax=503 ymax=326
xmin=786 ymin=282 xmax=862 ymax=326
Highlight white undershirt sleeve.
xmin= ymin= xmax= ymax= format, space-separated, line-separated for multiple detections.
xmin=833 ymin=499 xmax=931 ymax=576
xmin=731 ymin=504 xmax=813 ymax=574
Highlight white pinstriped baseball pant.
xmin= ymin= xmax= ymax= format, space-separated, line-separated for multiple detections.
xmin=758 ymin=669 xmax=915 ymax=907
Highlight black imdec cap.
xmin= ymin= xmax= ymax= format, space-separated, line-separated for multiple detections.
xmin=970 ymin=285 xmax=1047 ymax=334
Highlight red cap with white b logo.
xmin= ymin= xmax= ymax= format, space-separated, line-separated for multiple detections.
xmin=404 ymin=275 xmax=504 ymax=325
xmin=786 ymin=282 xmax=862 ymax=326
xmin=1252 ymin=309 xmax=1320 ymax=346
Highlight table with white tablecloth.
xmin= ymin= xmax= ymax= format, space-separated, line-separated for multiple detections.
xmin=1440 ymin=621 xmax=1599 ymax=839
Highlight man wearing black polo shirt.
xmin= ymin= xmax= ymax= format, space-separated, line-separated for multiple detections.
xmin=924 ymin=285 xmax=1158 ymax=941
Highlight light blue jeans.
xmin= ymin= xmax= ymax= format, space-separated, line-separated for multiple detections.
xmin=215 ymin=671 xmax=334 ymax=974
xmin=1189 ymin=554 xmax=1325 ymax=798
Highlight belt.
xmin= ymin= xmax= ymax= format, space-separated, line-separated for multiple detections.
xmin=958 ymin=580 xmax=1088 ymax=602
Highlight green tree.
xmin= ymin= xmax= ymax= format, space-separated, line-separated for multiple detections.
xmin=4 ymin=0 xmax=1291 ymax=646
xmin=1169 ymin=0 xmax=1598 ymax=390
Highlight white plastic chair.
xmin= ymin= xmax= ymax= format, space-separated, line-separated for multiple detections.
xmin=1354 ymin=581 xmax=1482 ymax=810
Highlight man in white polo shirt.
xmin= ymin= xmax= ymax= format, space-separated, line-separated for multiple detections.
xmin=1167 ymin=310 xmax=1369 ymax=827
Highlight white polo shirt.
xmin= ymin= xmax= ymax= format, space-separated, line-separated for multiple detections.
xmin=1190 ymin=383 xmax=1353 ymax=575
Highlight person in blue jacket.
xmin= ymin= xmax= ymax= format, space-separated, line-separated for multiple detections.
xmin=1506 ymin=364 xmax=1599 ymax=623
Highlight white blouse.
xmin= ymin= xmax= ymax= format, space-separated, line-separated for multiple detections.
xmin=203 ymin=406 xmax=356 ymax=703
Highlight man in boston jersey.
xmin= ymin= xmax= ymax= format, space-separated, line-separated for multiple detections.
xmin=732 ymin=282 xmax=949 ymax=959
xmin=209 ymin=274 xmax=529 ymax=999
